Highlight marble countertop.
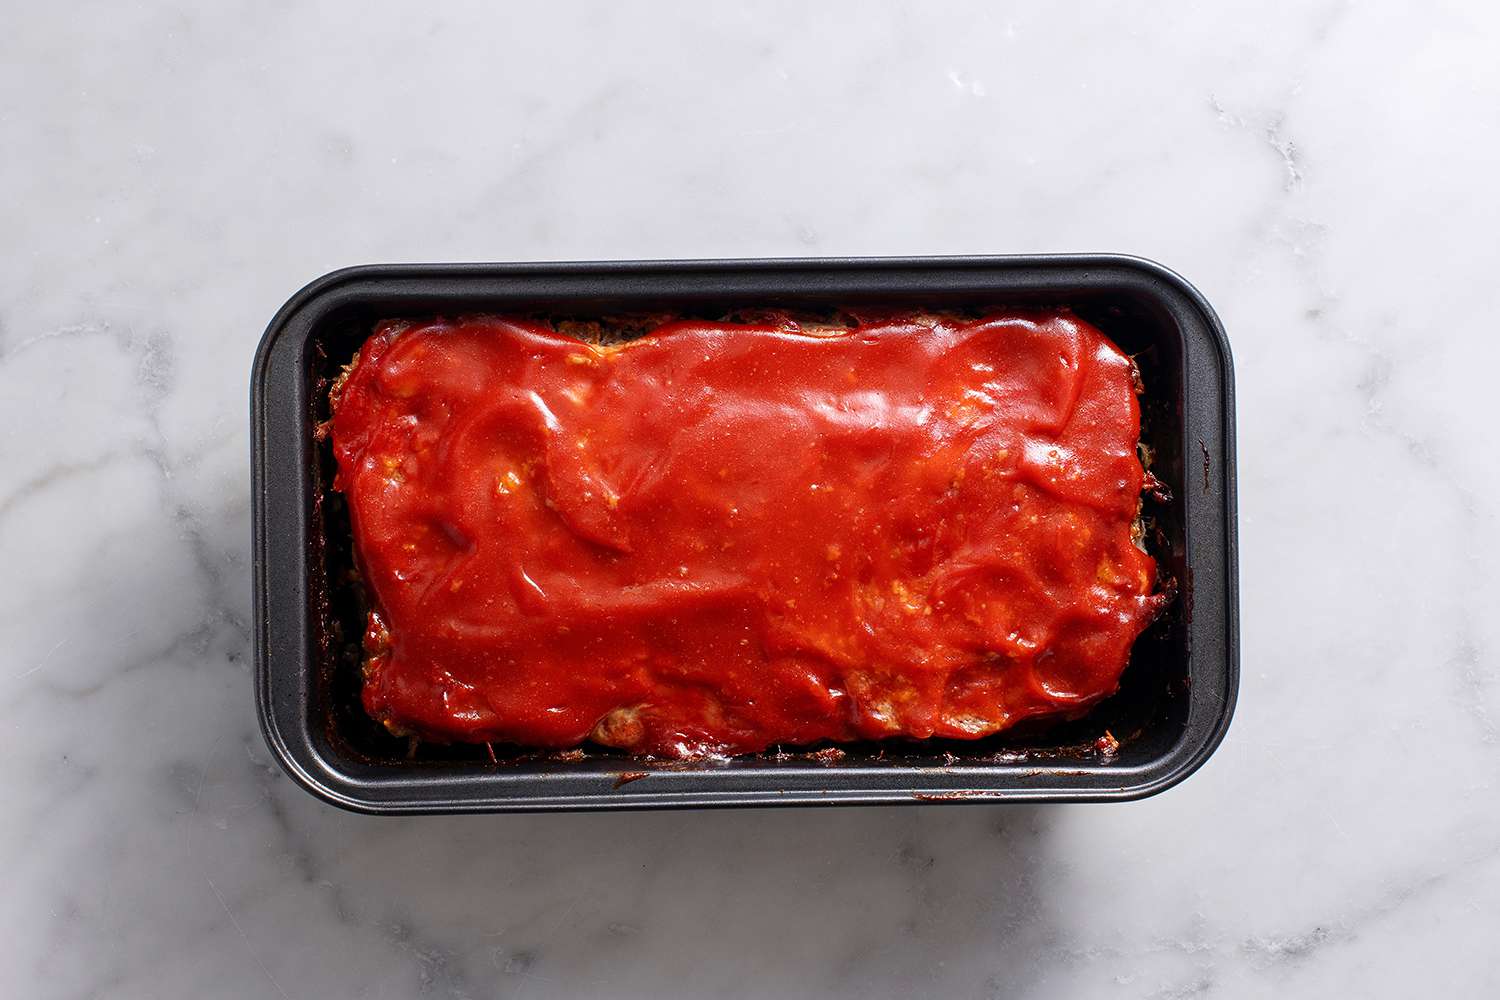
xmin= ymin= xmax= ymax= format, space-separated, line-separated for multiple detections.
xmin=5 ymin=2 xmax=1498 ymax=997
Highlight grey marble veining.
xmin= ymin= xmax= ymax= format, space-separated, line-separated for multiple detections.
xmin=4 ymin=1 xmax=1499 ymax=997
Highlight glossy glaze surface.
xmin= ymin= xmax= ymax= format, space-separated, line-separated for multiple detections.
xmin=331 ymin=312 xmax=1163 ymax=757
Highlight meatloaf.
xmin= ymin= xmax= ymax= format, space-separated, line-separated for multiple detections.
xmin=329 ymin=311 xmax=1166 ymax=758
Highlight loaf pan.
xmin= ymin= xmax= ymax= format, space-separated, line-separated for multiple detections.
xmin=252 ymin=255 xmax=1237 ymax=812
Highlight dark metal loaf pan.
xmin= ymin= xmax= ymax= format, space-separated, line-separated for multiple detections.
xmin=252 ymin=255 xmax=1237 ymax=813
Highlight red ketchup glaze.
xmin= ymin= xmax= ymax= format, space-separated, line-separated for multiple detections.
xmin=331 ymin=312 xmax=1166 ymax=759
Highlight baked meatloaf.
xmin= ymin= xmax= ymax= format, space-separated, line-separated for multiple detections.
xmin=329 ymin=311 xmax=1166 ymax=758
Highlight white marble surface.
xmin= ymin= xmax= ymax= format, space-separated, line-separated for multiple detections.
xmin=4 ymin=1 xmax=1499 ymax=996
